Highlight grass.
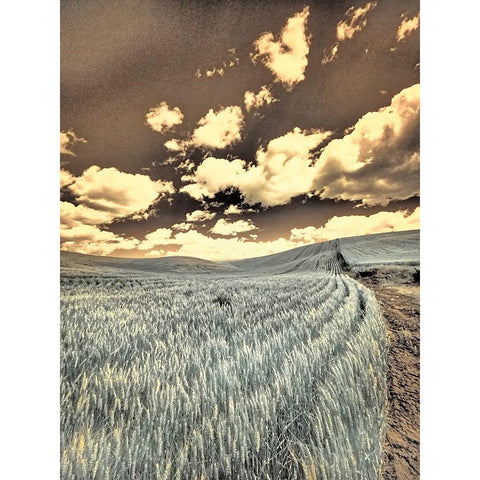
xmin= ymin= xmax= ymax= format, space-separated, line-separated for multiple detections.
xmin=61 ymin=272 xmax=387 ymax=479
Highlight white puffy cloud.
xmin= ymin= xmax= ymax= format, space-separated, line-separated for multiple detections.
xmin=172 ymin=222 xmax=193 ymax=232
xmin=60 ymin=130 xmax=87 ymax=156
xmin=68 ymin=166 xmax=174 ymax=217
xmin=181 ymin=85 xmax=419 ymax=207
xmin=180 ymin=182 xmax=212 ymax=201
xmin=134 ymin=208 xmax=419 ymax=261
xmin=137 ymin=227 xmax=172 ymax=251
xmin=244 ymin=85 xmax=277 ymax=112
xmin=144 ymin=249 xmax=165 ymax=257
xmin=164 ymin=138 xmax=184 ymax=151
xmin=164 ymin=106 xmax=244 ymax=152
xmin=210 ymin=218 xmax=257 ymax=236
xmin=60 ymin=201 xmax=114 ymax=227
xmin=185 ymin=210 xmax=216 ymax=222
xmin=61 ymin=166 xmax=175 ymax=255
xmin=290 ymin=207 xmax=419 ymax=243
xmin=252 ymin=7 xmax=311 ymax=89
xmin=181 ymin=127 xmax=332 ymax=206
xmin=60 ymin=169 xmax=75 ymax=188
xmin=336 ymin=2 xmax=377 ymax=41
xmin=164 ymin=230 xmax=296 ymax=261
xmin=145 ymin=102 xmax=184 ymax=134
xmin=60 ymin=224 xmax=139 ymax=255
xmin=396 ymin=13 xmax=420 ymax=42
xmin=191 ymin=106 xmax=244 ymax=149
xmin=224 ymin=205 xmax=242 ymax=215
xmin=313 ymin=83 xmax=420 ymax=205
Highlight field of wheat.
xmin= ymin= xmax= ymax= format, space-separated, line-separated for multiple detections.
xmin=61 ymin=268 xmax=387 ymax=480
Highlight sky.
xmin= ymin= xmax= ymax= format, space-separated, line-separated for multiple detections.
xmin=60 ymin=0 xmax=420 ymax=260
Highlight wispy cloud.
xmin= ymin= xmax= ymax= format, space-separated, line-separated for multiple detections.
xmin=321 ymin=43 xmax=339 ymax=65
xmin=60 ymin=130 xmax=87 ymax=156
xmin=60 ymin=169 xmax=75 ymax=188
xmin=322 ymin=2 xmax=377 ymax=65
xmin=336 ymin=2 xmax=377 ymax=41
xmin=396 ymin=12 xmax=420 ymax=42
xmin=195 ymin=48 xmax=239 ymax=79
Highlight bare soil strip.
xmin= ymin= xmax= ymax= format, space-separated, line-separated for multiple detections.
xmin=349 ymin=268 xmax=420 ymax=480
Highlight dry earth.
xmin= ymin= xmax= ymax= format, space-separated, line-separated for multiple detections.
xmin=349 ymin=266 xmax=420 ymax=480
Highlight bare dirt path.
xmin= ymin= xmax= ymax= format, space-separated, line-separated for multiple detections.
xmin=349 ymin=268 xmax=420 ymax=480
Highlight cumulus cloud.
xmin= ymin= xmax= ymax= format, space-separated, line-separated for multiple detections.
xmin=313 ymin=83 xmax=420 ymax=205
xmin=144 ymin=249 xmax=165 ymax=257
xmin=164 ymin=138 xmax=184 ymax=151
xmin=336 ymin=2 xmax=377 ymax=41
xmin=164 ymin=106 xmax=244 ymax=151
xmin=396 ymin=12 xmax=420 ymax=42
xmin=290 ymin=207 xmax=420 ymax=243
xmin=135 ymin=208 xmax=418 ymax=261
xmin=180 ymin=127 xmax=332 ymax=206
xmin=210 ymin=218 xmax=257 ymax=236
xmin=322 ymin=2 xmax=377 ymax=65
xmin=137 ymin=227 xmax=172 ymax=251
xmin=181 ymin=85 xmax=419 ymax=207
xmin=252 ymin=7 xmax=311 ymax=89
xmin=164 ymin=230 xmax=297 ymax=261
xmin=61 ymin=166 xmax=175 ymax=255
xmin=191 ymin=106 xmax=244 ymax=149
xmin=172 ymin=222 xmax=193 ymax=232
xmin=224 ymin=205 xmax=242 ymax=215
xmin=185 ymin=210 xmax=216 ymax=222
xmin=244 ymin=85 xmax=277 ymax=112
xmin=145 ymin=102 xmax=184 ymax=134
xmin=60 ymin=224 xmax=139 ymax=255
xmin=68 ymin=166 xmax=174 ymax=217
xmin=60 ymin=130 xmax=87 ymax=156
xmin=60 ymin=201 xmax=114 ymax=227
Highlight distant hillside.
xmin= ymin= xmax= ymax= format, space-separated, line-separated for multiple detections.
xmin=230 ymin=230 xmax=419 ymax=274
xmin=61 ymin=229 xmax=419 ymax=277
xmin=61 ymin=251 xmax=240 ymax=277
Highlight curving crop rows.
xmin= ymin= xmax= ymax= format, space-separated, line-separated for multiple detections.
xmin=61 ymin=270 xmax=387 ymax=480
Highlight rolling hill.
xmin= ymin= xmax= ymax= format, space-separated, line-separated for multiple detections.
xmin=61 ymin=229 xmax=419 ymax=277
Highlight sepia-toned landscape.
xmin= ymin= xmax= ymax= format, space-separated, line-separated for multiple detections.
xmin=61 ymin=1 xmax=420 ymax=478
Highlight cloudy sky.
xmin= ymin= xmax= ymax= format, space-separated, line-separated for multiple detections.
xmin=60 ymin=0 xmax=420 ymax=260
